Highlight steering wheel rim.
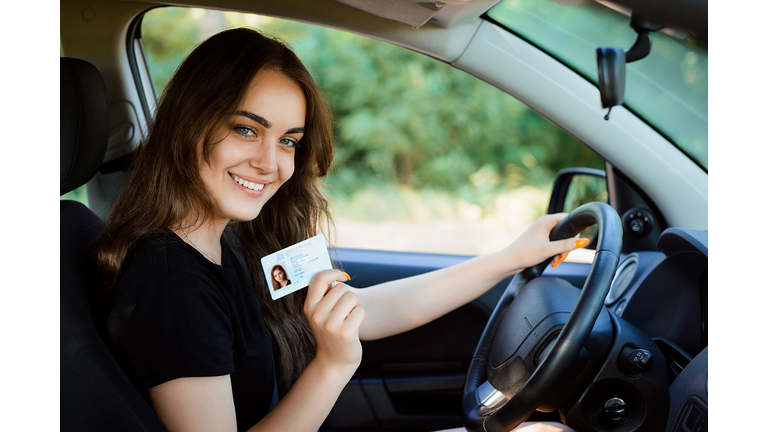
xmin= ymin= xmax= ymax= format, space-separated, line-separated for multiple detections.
xmin=462 ymin=202 xmax=622 ymax=432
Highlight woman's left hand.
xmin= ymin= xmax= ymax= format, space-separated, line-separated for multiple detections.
xmin=502 ymin=213 xmax=586 ymax=273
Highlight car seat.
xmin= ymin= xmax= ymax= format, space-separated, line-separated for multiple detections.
xmin=60 ymin=57 xmax=167 ymax=431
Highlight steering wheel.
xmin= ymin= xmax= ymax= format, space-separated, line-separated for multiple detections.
xmin=462 ymin=202 xmax=622 ymax=432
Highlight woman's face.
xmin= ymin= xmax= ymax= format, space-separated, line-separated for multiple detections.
xmin=200 ymin=70 xmax=306 ymax=224
xmin=273 ymin=268 xmax=285 ymax=282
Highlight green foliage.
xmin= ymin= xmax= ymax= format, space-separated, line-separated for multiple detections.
xmin=142 ymin=7 xmax=203 ymax=94
xmin=142 ymin=8 xmax=604 ymax=222
xmin=61 ymin=185 xmax=88 ymax=206
xmin=274 ymin=20 xmax=604 ymax=203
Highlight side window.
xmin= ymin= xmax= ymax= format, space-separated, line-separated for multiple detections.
xmin=61 ymin=186 xmax=89 ymax=206
xmin=141 ymin=8 xmax=604 ymax=256
xmin=61 ymin=41 xmax=89 ymax=206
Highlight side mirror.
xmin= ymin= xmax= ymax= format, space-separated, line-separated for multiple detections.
xmin=548 ymin=168 xmax=608 ymax=214
xmin=548 ymin=168 xmax=608 ymax=247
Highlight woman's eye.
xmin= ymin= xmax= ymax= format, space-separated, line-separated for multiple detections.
xmin=280 ymin=138 xmax=298 ymax=148
xmin=234 ymin=126 xmax=257 ymax=138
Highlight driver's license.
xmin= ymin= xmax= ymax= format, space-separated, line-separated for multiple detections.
xmin=260 ymin=234 xmax=333 ymax=300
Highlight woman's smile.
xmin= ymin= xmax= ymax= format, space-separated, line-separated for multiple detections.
xmin=229 ymin=173 xmax=268 ymax=194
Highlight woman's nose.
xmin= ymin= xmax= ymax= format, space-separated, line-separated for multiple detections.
xmin=249 ymin=142 xmax=277 ymax=173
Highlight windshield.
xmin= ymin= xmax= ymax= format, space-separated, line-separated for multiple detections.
xmin=488 ymin=0 xmax=708 ymax=170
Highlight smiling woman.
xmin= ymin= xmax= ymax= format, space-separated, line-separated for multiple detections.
xmin=96 ymin=28 xmax=343 ymax=431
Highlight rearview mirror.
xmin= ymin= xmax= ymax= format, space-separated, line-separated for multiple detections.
xmin=596 ymin=13 xmax=660 ymax=120
xmin=597 ymin=47 xmax=625 ymax=115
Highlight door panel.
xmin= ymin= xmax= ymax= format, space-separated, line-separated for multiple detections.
xmin=322 ymin=248 xmax=591 ymax=431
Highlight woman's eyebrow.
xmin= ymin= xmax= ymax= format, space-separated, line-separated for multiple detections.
xmin=235 ymin=110 xmax=305 ymax=134
xmin=236 ymin=110 xmax=271 ymax=128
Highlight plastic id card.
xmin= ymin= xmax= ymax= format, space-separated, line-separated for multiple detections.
xmin=261 ymin=234 xmax=333 ymax=300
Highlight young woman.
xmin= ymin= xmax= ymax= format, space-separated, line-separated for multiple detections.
xmin=97 ymin=28 xmax=583 ymax=432
xmin=270 ymin=265 xmax=291 ymax=291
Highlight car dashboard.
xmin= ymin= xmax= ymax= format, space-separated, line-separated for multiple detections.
xmin=605 ymin=228 xmax=708 ymax=432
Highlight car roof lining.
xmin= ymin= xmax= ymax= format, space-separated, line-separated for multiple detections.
xmin=66 ymin=0 xmax=706 ymax=63
xmin=131 ymin=0 xmax=484 ymax=62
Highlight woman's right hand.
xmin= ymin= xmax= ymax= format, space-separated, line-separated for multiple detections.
xmin=303 ymin=269 xmax=365 ymax=376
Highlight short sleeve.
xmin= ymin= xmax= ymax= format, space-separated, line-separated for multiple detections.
xmin=113 ymin=271 xmax=235 ymax=389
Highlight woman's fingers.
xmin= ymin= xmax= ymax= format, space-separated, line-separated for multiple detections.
xmin=548 ymin=236 xmax=588 ymax=256
xmin=304 ymin=269 xmax=363 ymax=335
xmin=304 ymin=269 xmax=349 ymax=313
xmin=303 ymin=269 xmax=364 ymax=369
xmin=311 ymin=284 xmax=357 ymax=328
xmin=326 ymin=290 xmax=362 ymax=323
xmin=506 ymin=213 xmax=591 ymax=271
xmin=550 ymin=238 xmax=590 ymax=268
xmin=550 ymin=252 xmax=569 ymax=269
xmin=544 ymin=212 xmax=568 ymax=227
xmin=340 ymin=305 xmax=366 ymax=340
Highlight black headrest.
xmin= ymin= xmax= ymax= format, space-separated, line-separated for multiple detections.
xmin=60 ymin=57 xmax=110 ymax=196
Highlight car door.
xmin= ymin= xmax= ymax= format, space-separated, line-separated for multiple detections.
xmin=322 ymin=249 xmax=593 ymax=431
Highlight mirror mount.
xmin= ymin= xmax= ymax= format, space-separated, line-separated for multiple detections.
xmin=596 ymin=13 xmax=663 ymax=120
xmin=626 ymin=13 xmax=663 ymax=62
xmin=624 ymin=31 xmax=650 ymax=63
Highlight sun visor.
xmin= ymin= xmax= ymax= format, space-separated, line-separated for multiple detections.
xmin=334 ymin=0 xmax=479 ymax=28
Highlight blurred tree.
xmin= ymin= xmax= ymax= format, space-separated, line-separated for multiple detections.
xmin=279 ymin=21 xmax=603 ymax=195
xmin=142 ymin=8 xmax=203 ymax=94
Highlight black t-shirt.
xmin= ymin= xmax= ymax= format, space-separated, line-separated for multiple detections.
xmin=106 ymin=231 xmax=276 ymax=431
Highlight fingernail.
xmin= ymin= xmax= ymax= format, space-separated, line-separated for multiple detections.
xmin=343 ymin=271 xmax=351 ymax=281
xmin=551 ymin=253 xmax=568 ymax=269
xmin=575 ymin=239 xmax=589 ymax=249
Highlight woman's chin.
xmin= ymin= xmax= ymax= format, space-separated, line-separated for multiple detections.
xmin=223 ymin=207 xmax=263 ymax=223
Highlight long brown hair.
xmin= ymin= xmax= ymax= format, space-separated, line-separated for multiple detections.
xmin=97 ymin=27 xmax=335 ymax=390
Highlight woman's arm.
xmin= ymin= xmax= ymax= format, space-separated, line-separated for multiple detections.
xmin=148 ymin=269 xmax=363 ymax=432
xmin=147 ymin=360 xmax=357 ymax=432
xmin=351 ymin=213 xmax=583 ymax=341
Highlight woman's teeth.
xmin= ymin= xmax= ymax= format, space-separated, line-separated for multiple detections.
xmin=231 ymin=174 xmax=264 ymax=191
